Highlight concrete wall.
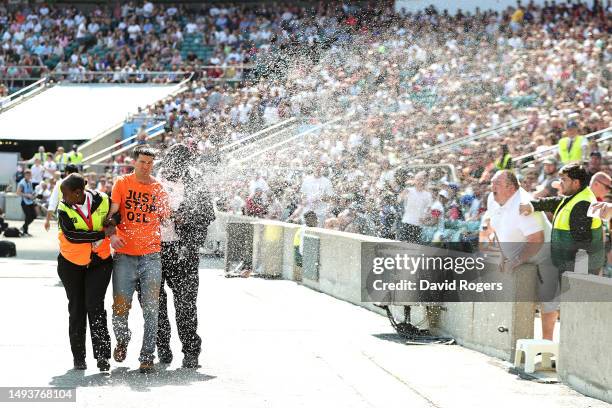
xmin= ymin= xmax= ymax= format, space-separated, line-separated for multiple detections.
xmin=299 ymin=228 xmax=389 ymax=315
xmin=558 ymin=273 xmax=612 ymax=404
xmin=432 ymin=265 xmax=536 ymax=361
xmin=222 ymin=214 xmax=536 ymax=361
xmin=80 ymin=123 xmax=123 ymax=162
xmin=4 ymin=193 xmax=24 ymax=221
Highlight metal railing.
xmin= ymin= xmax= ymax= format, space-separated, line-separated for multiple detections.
xmin=0 ymin=77 xmax=50 ymax=112
xmin=515 ymin=126 xmax=612 ymax=167
xmin=229 ymin=112 xmax=355 ymax=166
xmin=0 ymin=65 xmax=49 ymax=82
xmin=407 ymin=117 xmax=529 ymax=163
xmin=84 ymin=125 xmax=167 ymax=170
xmin=48 ymin=70 xmax=192 ymax=83
xmin=78 ymin=72 xmax=192 ymax=159
xmin=82 ymin=121 xmax=166 ymax=164
xmin=220 ymin=118 xmax=299 ymax=162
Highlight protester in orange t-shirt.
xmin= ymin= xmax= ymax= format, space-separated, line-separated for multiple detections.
xmin=105 ymin=145 xmax=169 ymax=373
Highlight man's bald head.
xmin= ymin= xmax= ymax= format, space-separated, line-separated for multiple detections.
xmin=590 ymin=171 xmax=612 ymax=200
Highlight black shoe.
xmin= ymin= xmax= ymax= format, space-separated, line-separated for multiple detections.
xmin=182 ymin=355 xmax=200 ymax=369
xmin=73 ymin=359 xmax=87 ymax=370
xmin=158 ymin=348 xmax=173 ymax=364
xmin=139 ymin=360 xmax=155 ymax=374
xmin=97 ymin=358 xmax=110 ymax=372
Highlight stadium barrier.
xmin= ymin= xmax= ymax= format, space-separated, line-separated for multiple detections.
xmin=221 ymin=214 xmax=612 ymax=402
xmin=220 ymin=214 xmax=535 ymax=359
xmin=558 ymin=273 xmax=612 ymax=404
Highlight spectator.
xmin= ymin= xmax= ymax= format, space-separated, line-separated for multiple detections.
xmin=43 ymin=152 xmax=57 ymax=180
xmin=16 ymin=169 xmax=36 ymax=237
xmin=30 ymin=157 xmax=45 ymax=189
xmin=398 ymin=171 xmax=432 ymax=244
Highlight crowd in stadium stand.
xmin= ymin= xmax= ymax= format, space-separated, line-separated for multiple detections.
xmin=7 ymin=1 xmax=612 ymax=262
xmin=0 ymin=1 xmax=359 ymax=84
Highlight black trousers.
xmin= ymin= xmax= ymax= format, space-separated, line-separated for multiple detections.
xmin=157 ymin=240 xmax=202 ymax=358
xmin=57 ymin=254 xmax=112 ymax=361
xmin=21 ymin=203 xmax=36 ymax=234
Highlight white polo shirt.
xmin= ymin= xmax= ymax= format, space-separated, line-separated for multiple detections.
xmin=487 ymin=188 xmax=551 ymax=261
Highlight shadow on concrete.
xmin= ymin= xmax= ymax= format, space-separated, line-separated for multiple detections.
xmin=372 ymin=333 xmax=409 ymax=345
xmin=49 ymin=365 xmax=216 ymax=392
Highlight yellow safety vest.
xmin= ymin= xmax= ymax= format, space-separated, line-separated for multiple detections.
xmin=55 ymin=153 xmax=69 ymax=164
xmin=552 ymin=187 xmax=601 ymax=231
xmin=68 ymin=151 xmax=83 ymax=165
xmin=57 ymin=192 xmax=111 ymax=265
xmin=494 ymin=153 xmax=512 ymax=170
xmin=551 ymin=187 xmax=603 ymax=271
xmin=558 ymin=136 xmax=584 ymax=164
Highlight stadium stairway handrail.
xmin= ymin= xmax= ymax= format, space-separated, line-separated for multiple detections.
xmin=83 ymin=124 xmax=167 ymax=169
xmin=82 ymin=121 xmax=166 ymax=164
xmin=223 ymin=119 xmax=300 ymax=161
xmin=78 ymin=73 xmax=193 ymax=159
xmin=407 ymin=117 xmax=529 ymax=163
xmin=514 ymin=126 xmax=612 ymax=167
xmin=0 ymin=77 xmax=50 ymax=113
xmin=220 ymin=118 xmax=298 ymax=153
xmin=229 ymin=112 xmax=355 ymax=167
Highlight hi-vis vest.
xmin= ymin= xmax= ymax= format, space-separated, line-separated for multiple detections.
xmin=494 ymin=153 xmax=512 ymax=170
xmin=551 ymin=187 xmax=604 ymax=271
xmin=55 ymin=152 xmax=69 ymax=165
xmin=68 ymin=151 xmax=83 ymax=165
xmin=293 ymin=227 xmax=306 ymax=267
xmin=558 ymin=136 xmax=584 ymax=164
xmin=57 ymin=194 xmax=111 ymax=265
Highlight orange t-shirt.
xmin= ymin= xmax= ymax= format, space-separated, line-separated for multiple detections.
xmin=112 ymin=173 xmax=170 ymax=255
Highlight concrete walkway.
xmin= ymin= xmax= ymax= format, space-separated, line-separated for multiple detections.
xmin=0 ymin=249 xmax=609 ymax=408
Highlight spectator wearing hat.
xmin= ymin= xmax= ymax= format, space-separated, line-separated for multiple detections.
xmin=557 ymin=120 xmax=588 ymax=165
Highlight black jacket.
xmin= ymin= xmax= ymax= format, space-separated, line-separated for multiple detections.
xmin=175 ymin=172 xmax=216 ymax=247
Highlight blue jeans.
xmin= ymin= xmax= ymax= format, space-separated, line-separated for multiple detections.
xmin=112 ymin=252 xmax=161 ymax=363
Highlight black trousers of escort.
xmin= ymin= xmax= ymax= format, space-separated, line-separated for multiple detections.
xmin=157 ymin=240 xmax=202 ymax=358
xmin=57 ymin=253 xmax=112 ymax=361
xmin=21 ymin=202 xmax=36 ymax=234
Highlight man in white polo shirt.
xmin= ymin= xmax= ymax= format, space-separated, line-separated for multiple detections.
xmin=399 ymin=171 xmax=432 ymax=243
xmin=485 ymin=170 xmax=558 ymax=340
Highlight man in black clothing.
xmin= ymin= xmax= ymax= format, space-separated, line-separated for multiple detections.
xmin=155 ymin=144 xmax=215 ymax=368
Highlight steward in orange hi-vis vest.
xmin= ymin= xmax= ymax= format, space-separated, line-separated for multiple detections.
xmin=56 ymin=173 xmax=114 ymax=372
